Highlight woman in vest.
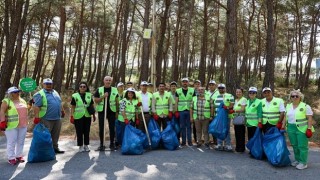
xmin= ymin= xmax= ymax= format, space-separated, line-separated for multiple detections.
xmin=117 ymin=88 xmax=140 ymax=145
xmin=245 ymin=87 xmax=262 ymax=141
xmin=70 ymin=82 xmax=95 ymax=152
xmin=233 ymin=88 xmax=247 ymax=153
xmin=0 ymin=87 xmax=28 ymax=165
xmin=282 ymin=89 xmax=314 ymax=170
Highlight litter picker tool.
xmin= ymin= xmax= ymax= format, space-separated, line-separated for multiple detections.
xmin=140 ymin=106 xmax=151 ymax=149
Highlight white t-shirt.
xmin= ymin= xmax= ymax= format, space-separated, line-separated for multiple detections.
xmin=287 ymin=104 xmax=313 ymax=124
xmin=140 ymin=92 xmax=150 ymax=112
xmin=264 ymin=99 xmax=286 ymax=112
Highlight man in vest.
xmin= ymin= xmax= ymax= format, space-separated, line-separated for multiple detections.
xmin=152 ymin=82 xmax=173 ymax=130
xmin=192 ymin=80 xmax=201 ymax=142
xmin=33 ymin=78 xmax=65 ymax=154
xmin=176 ymin=77 xmax=196 ymax=146
xmin=212 ymin=83 xmax=234 ymax=151
xmin=206 ymin=80 xmax=219 ymax=145
xmin=190 ymin=86 xmax=213 ymax=149
xmin=94 ymin=76 xmax=119 ymax=151
xmin=260 ymin=87 xmax=285 ymax=133
xmin=117 ymin=82 xmax=125 ymax=101
xmin=136 ymin=81 xmax=153 ymax=133
xmin=169 ymin=81 xmax=180 ymax=140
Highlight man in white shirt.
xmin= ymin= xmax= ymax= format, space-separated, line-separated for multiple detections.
xmin=136 ymin=81 xmax=153 ymax=133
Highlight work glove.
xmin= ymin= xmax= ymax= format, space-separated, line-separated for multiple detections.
xmin=174 ymin=111 xmax=179 ymax=119
xmin=0 ymin=121 xmax=7 ymax=131
xmin=168 ymin=111 xmax=173 ymax=119
xmin=137 ymin=102 xmax=142 ymax=107
xmin=153 ymin=114 xmax=159 ymax=121
xmin=136 ymin=119 xmax=140 ymax=126
xmin=70 ymin=116 xmax=74 ymax=124
xmin=228 ymin=109 xmax=235 ymax=114
xmin=306 ymin=129 xmax=313 ymax=138
xmin=125 ymin=119 xmax=129 ymax=125
xmin=34 ymin=117 xmax=40 ymax=124
xmin=276 ymin=122 xmax=282 ymax=130
xmin=61 ymin=111 xmax=65 ymax=118
xmin=223 ymin=105 xmax=228 ymax=110
xmin=258 ymin=122 xmax=263 ymax=129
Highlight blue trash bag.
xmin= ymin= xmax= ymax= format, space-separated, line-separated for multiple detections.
xmin=208 ymin=103 xmax=229 ymax=140
xmin=115 ymin=120 xmax=126 ymax=145
xmin=28 ymin=123 xmax=56 ymax=163
xmin=121 ymin=124 xmax=148 ymax=155
xmin=246 ymin=128 xmax=264 ymax=160
xmin=147 ymin=118 xmax=161 ymax=149
xmin=171 ymin=117 xmax=180 ymax=134
xmin=161 ymin=124 xmax=179 ymax=150
xmin=263 ymin=127 xmax=291 ymax=167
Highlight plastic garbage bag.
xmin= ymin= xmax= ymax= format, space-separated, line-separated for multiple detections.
xmin=28 ymin=123 xmax=56 ymax=163
xmin=161 ymin=124 xmax=179 ymax=150
xmin=115 ymin=120 xmax=126 ymax=145
xmin=208 ymin=103 xmax=229 ymax=140
xmin=246 ymin=128 xmax=264 ymax=160
xmin=121 ymin=124 xmax=148 ymax=155
xmin=263 ymin=127 xmax=291 ymax=167
xmin=147 ymin=118 xmax=161 ymax=149
xmin=171 ymin=117 xmax=180 ymax=134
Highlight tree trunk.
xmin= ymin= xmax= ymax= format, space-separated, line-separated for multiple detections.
xmin=140 ymin=0 xmax=151 ymax=82
xmin=198 ymin=0 xmax=208 ymax=84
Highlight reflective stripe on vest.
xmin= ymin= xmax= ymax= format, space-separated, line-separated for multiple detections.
xmin=72 ymin=92 xmax=92 ymax=119
xmin=245 ymin=98 xmax=261 ymax=126
xmin=136 ymin=91 xmax=153 ymax=113
xmin=192 ymin=96 xmax=211 ymax=119
xmin=214 ymin=93 xmax=233 ymax=118
xmin=262 ymin=98 xmax=282 ymax=125
xmin=118 ymin=99 xmax=138 ymax=122
xmin=3 ymin=98 xmax=27 ymax=130
xmin=153 ymin=92 xmax=170 ymax=115
xmin=96 ymin=87 xmax=118 ymax=112
xmin=286 ymin=102 xmax=314 ymax=133
xmin=177 ymin=88 xmax=194 ymax=111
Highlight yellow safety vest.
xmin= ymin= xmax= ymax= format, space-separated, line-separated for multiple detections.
xmin=35 ymin=89 xmax=59 ymax=118
xmin=286 ymin=102 xmax=314 ymax=133
xmin=2 ymin=98 xmax=27 ymax=130
xmin=262 ymin=97 xmax=283 ymax=125
xmin=96 ymin=87 xmax=118 ymax=112
xmin=118 ymin=98 xmax=138 ymax=122
xmin=192 ymin=96 xmax=211 ymax=120
xmin=245 ymin=98 xmax=261 ymax=127
xmin=72 ymin=92 xmax=92 ymax=119
xmin=153 ymin=92 xmax=171 ymax=115
xmin=177 ymin=88 xmax=194 ymax=111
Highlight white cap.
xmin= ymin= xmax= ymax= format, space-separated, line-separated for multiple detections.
xmin=181 ymin=77 xmax=189 ymax=82
xmin=126 ymin=87 xmax=135 ymax=92
xmin=209 ymin=80 xmax=216 ymax=84
xmin=7 ymin=86 xmax=20 ymax=94
xmin=148 ymin=82 xmax=153 ymax=86
xmin=217 ymin=83 xmax=226 ymax=88
xmin=170 ymin=81 xmax=177 ymax=85
xmin=43 ymin=78 xmax=53 ymax=84
xmin=140 ymin=81 xmax=148 ymax=86
xmin=262 ymin=87 xmax=272 ymax=92
xmin=117 ymin=82 xmax=124 ymax=87
xmin=248 ymin=87 xmax=257 ymax=92
xmin=194 ymin=80 xmax=201 ymax=84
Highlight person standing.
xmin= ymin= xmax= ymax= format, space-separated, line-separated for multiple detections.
xmin=94 ymin=76 xmax=119 ymax=151
xmin=233 ymin=88 xmax=247 ymax=153
xmin=212 ymin=83 xmax=234 ymax=151
xmin=136 ymin=81 xmax=153 ymax=133
xmin=0 ymin=87 xmax=28 ymax=165
xmin=260 ymin=87 xmax=285 ymax=133
xmin=282 ymin=89 xmax=314 ymax=170
xmin=190 ymin=87 xmax=213 ymax=149
xmin=176 ymin=78 xmax=196 ymax=146
xmin=117 ymin=82 xmax=125 ymax=101
xmin=192 ymin=80 xmax=201 ymax=143
xmin=33 ymin=78 xmax=65 ymax=154
xmin=152 ymin=82 xmax=173 ymax=130
xmin=206 ymin=80 xmax=219 ymax=145
xmin=70 ymin=82 xmax=96 ymax=152
xmin=245 ymin=87 xmax=262 ymax=141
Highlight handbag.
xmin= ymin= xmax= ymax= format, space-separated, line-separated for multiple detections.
xmin=233 ymin=115 xmax=246 ymax=125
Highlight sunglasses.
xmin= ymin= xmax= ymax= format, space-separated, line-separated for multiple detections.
xmin=12 ymin=91 xmax=20 ymax=94
xmin=248 ymin=92 xmax=256 ymax=94
xmin=263 ymin=91 xmax=271 ymax=94
xmin=291 ymin=95 xmax=299 ymax=98
xmin=218 ymin=87 xmax=225 ymax=89
xmin=44 ymin=83 xmax=52 ymax=85
xmin=79 ymin=85 xmax=87 ymax=88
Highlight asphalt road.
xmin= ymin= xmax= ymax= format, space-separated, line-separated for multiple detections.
xmin=0 ymin=137 xmax=320 ymax=180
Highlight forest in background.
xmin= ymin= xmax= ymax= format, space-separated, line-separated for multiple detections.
xmin=0 ymin=0 xmax=319 ymax=101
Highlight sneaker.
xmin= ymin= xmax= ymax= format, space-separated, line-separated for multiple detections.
xmin=109 ymin=144 xmax=117 ymax=151
xmin=214 ymin=144 xmax=223 ymax=151
xmin=204 ymin=143 xmax=210 ymax=150
xmin=79 ymin=146 xmax=84 ymax=152
xmin=84 ymin=145 xmax=90 ymax=152
xmin=54 ymin=148 xmax=65 ymax=154
xmin=188 ymin=143 xmax=193 ymax=147
xmin=225 ymin=145 xmax=233 ymax=152
xmin=296 ymin=163 xmax=307 ymax=170
xmin=8 ymin=159 xmax=17 ymax=165
xmin=96 ymin=145 xmax=106 ymax=151
xmin=196 ymin=143 xmax=201 ymax=148
xmin=16 ymin=157 xmax=25 ymax=163
xmin=291 ymin=161 xmax=299 ymax=167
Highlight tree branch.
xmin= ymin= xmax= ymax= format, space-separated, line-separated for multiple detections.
xmin=211 ymin=0 xmax=227 ymax=11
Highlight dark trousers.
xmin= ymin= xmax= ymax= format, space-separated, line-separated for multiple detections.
xmin=74 ymin=116 xmax=91 ymax=146
xmin=138 ymin=113 xmax=151 ymax=133
xmin=157 ymin=117 xmax=169 ymax=131
xmin=193 ymin=123 xmax=197 ymax=143
xmin=262 ymin=122 xmax=275 ymax=134
xmin=247 ymin=126 xmax=257 ymax=141
xmin=98 ymin=111 xmax=116 ymax=146
xmin=234 ymin=125 xmax=246 ymax=152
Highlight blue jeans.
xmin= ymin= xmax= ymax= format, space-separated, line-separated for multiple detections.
xmin=217 ymin=118 xmax=231 ymax=146
xmin=179 ymin=110 xmax=191 ymax=144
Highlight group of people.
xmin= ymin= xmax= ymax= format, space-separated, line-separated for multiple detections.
xmin=0 ymin=76 xmax=315 ymax=170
